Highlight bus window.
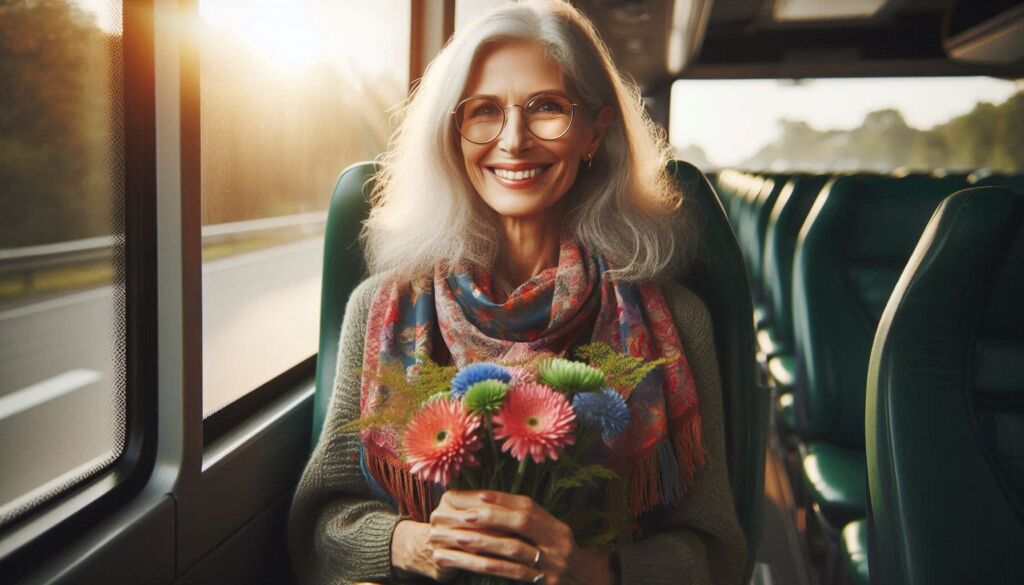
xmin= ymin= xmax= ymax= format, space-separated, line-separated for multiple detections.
xmin=670 ymin=77 xmax=1023 ymax=172
xmin=0 ymin=0 xmax=126 ymax=527
xmin=196 ymin=0 xmax=410 ymax=418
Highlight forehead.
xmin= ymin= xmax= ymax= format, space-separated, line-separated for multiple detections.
xmin=463 ymin=41 xmax=569 ymax=99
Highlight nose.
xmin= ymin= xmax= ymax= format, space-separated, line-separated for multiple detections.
xmin=498 ymin=105 xmax=529 ymax=154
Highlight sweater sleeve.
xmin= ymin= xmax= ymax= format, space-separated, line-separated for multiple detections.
xmin=615 ymin=283 xmax=748 ymax=585
xmin=288 ymin=275 xmax=406 ymax=585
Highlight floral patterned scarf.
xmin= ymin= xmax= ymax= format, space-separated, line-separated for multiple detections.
xmin=358 ymin=239 xmax=706 ymax=524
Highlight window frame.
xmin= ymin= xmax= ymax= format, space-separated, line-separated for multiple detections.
xmin=0 ymin=0 xmax=161 ymax=576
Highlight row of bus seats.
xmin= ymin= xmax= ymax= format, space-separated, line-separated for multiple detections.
xmin=715 ymin=168 xmax=1024 ymax=585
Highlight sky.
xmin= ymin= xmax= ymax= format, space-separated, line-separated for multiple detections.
xmin=670 ymin=77 xmax=1023 ymax=167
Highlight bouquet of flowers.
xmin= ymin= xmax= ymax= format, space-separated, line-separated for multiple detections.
xmin=346 ymin=343 xmax=672 ymax=547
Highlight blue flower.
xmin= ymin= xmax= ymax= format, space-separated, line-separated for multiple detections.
xmin=572 ymin=388 xmax=630 ymax=441
xmin=450 ymin=363 xmax=512 ymax=397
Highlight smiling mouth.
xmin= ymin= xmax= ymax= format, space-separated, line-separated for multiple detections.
xmin=488 ymin=165 xmax=552 ymax=181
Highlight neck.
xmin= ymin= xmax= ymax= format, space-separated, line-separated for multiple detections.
xmin=497 ymin=215 xmax=561 ymax=288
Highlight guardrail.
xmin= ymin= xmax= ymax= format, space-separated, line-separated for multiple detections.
xmin=0 ymin=211 xmax=328 ymax=282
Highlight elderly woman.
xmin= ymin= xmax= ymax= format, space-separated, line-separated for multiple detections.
xmin=288 ymin=1 xmax=745 ymax=584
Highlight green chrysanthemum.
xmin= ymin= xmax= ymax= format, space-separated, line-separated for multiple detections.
xmin=538 ymin=358 xmax=606 ymax=394
xmin=462 ymin=380 xmax=508 ymax=414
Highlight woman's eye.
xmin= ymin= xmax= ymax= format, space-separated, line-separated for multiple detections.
xmin=531 ymin=99 xmax=568 ymax=114
xmin=470 ymin=104 xmax=499 ymax=117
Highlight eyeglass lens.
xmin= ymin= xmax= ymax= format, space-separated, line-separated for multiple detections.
xmin=455 ymin=95 xmax=574 ymax=143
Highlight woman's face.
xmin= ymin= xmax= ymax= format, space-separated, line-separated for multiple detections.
xmin=458 ymin=42 xmax=605 ymax=223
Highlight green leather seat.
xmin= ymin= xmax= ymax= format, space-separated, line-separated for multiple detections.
xmin=840 ymin=519 xmax=869 ymax=585
xmin=312 ymin=161 xmax=766 ymax=580
xmin=738 ymin=174 xmax=765 ymax=242
xmin=971 ymin=172 xmax=1024 ymax=193
xmin=749 ymin=173 xmax=790 ymax=299
xmin=757 ymin=174 xmax=830 ymax=363
xmin=669 ymin=161 xmax=766 ymax=581
xmin=866 ymin=186 xmax=1024 ymax=585
xmin=311 ymin=163 xmax=375 ymax=446
xmin=800 ymin=442 xmax=866 ymax=527
xmin=715 ymin=169 xmax=754 ymax=228
xmin=790 ymin=173 xmax=966 ymax=527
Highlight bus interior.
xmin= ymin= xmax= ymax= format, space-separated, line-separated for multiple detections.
xmin=1 ymin=0 xmax=1023 ymax=584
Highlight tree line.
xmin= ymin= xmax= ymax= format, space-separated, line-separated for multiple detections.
xmin=1 ymin=0 xmax=402 ymax=249
xmin=740 ymin=91 xmax=1024 ymax=173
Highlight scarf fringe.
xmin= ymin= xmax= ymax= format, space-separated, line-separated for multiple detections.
xmin=628 ymin=410 xmax=707 ymax=517
xmin=364 ymin=451 xmax=435 ymax=522
xmin=673 ymin=408 xmax=708 ymax=487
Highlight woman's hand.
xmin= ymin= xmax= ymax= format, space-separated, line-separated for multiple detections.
xmin=423 ymin=489 xmax=616 ymax=585
xmin=391 ymin=519 xmax=460 ymax=582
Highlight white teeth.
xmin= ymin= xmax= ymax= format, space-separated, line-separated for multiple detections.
xmin=493 ymin=167 xmax=545 ymax=181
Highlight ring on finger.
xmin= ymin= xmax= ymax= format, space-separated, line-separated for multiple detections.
xmin=532 ymin=572 xmax=546 ymax=584
xmin=532 ymin=548 xmax=543 ymax=568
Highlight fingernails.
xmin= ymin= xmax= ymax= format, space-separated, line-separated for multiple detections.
xmin=456 ymin=533 xmax=475 ymax=545
xmin=479 ymin=492 xmax=495 ymax=502
xmin=464 ymin=511 xmax=478 ymax=523
xmin=434 ymin=552 xmax=454 ymax=568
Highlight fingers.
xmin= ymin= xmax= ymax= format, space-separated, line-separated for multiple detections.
xmin=429 ymin=526 xmax=542 ymax=567
xmin=435 ymin=491 xmax=554 ymax=545
xmin=432 ymin=547 xmax=545 ymax=583
xmin=446 ymin=489 xmax=534 ymax=511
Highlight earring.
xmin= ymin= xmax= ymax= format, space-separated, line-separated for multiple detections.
xmin=586 ymin=153 xmax=594 ymax=168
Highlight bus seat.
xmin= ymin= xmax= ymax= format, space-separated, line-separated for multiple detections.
xmin=750 ymin=173 xmax=790 ymax=301
xmin=758 ymin=174 xmax=830 ymax=365
xmin=866 ymin=186 xmax=1024 ymax=585
xmin=715 ymin=168 xmax=750 ymax=227
xmin=669 ymin=160 xmax=766 ymax=580
xmin=790 ymin=173 xmax=966 ymax=528
xmin=840 ymin=519 xmax=870 ymax=585
xmin=311 ymin=162 xmax=375 ymax=448
xmin=737 ymin=175 xmax=768 ymax=294
xmin=972 ymin=172 xmax=1024 ymax=194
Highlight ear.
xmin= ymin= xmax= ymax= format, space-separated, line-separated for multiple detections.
xmin=585 ymin=106 xmax=614 ymax=156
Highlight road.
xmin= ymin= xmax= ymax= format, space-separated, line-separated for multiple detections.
xmin=0 ymin=238 xmax=324 ymax=519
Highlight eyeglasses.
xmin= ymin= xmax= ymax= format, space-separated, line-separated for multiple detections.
xmin=452 ymin=94 xmax=579 ymax=144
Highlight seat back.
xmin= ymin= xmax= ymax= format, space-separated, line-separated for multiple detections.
xmin=311 ymin=162 xmax=375 ymax=447
xmin=761 ymin=174 xmax=829 ymax=351
xmin=312 ymin=161 xmax=766 ymax=577
xmin=791 ymin=174 xmax=966 ymax=445
xmin=670 ymin=161 xmax=765 ymax=578
xmin=972 ymin=172 xmax=1024 ymax=194
xmin=749 ymin=174 xmax=790 ymax=297
xmin=866 ymin=186 xmax=1024 ymax=585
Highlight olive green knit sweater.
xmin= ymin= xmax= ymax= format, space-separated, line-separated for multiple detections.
xmin=288 ymin=274 xmax=747 ymax=585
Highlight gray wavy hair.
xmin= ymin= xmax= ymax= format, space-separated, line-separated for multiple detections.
xmin=363 ymin=0 xmax=690 ymax=283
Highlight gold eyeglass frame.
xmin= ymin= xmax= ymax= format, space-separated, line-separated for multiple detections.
xmin=451 ymin=94 xmax=581 ymax=144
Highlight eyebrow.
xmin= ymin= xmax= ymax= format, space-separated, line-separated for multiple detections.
xmin=463 ymin=90 xmax=574 ymax=103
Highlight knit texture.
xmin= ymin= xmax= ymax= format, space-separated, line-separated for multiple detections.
xmin=288 ymin=273 xmax=747 ymax=585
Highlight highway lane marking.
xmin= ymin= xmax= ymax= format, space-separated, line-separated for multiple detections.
xmin=0 ymin=288 xmax=111 ymax=322
xmin=0 ymin=369 xmax=103 ymax=421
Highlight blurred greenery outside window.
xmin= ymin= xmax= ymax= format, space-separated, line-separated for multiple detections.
xmin=0 ymin=0 xmax=126 ymax=527
xmin=198 ymin=0 xmax=410 ymax=417
xmin=669 ymin=77 xmax=1024 ymax=173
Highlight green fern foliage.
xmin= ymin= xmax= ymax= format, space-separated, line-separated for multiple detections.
xmin=573 ymin=342 xmax=675 ymax=398
xmin=339 ymin=356 xmax=456 ymax=433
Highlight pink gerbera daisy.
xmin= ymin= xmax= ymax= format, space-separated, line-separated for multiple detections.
xmin=403 ymin=398 xmax=483 ymax=485
xmin=493 ymin=383 xmax=577 ymax=463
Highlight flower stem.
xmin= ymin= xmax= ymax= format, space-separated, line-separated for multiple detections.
xmin=463 ymin=466 xmax=480 ymax=490
xmin=510 ymin=458 xmax=528 ymax=494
